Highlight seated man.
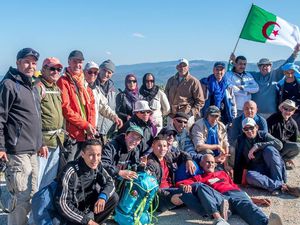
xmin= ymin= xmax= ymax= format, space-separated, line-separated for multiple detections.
xmin=171 ymin=112 xmax=203 ymax=162
xmin=102 ymin=126 xmax=145 ymax=181
xmin=228 ymin=100 xmax=268 ymax=166
xmin=119 ymin=100 xmax=155 ymax=156
xmin=158 ymin=125 xmax=179 ymax=153
xmin=191 ymin=106 xmax=229 ymax=166
xmin=267 ymin=99 xmax=300 ymax=169
xmin=177 ymin=154 xmax=283 ymax=225
xmin=234 ymin=117 xmax=300 ymax=197
xmin=146 ymin=135 xmax=198 ymax=213
xmin=54 ymin=139 xmax=118 ymax=225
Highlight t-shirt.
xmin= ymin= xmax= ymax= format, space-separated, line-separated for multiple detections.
xmin=160 ymin=159 xmax=172 ymax=188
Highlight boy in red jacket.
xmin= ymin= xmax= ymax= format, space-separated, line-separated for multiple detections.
xmin=176 ymin=154 xmax=282 ymax=225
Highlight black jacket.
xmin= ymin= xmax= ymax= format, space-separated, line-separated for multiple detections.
xmin=234 ymin=131 xmax=283 ymax=184
xmin=0 ymin=67 xmax=42 ymax=154
xmin=119 ymin=115 xmax=154 ymax=156
xmin=55 ymin=157 xmax=115 ymax=225
xmin=101 ymin=134 xmax=141 ymax=178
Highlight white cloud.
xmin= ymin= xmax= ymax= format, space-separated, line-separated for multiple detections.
xmin=106 ymin=51 xmax=112 ymax=55
xmin=132 ymin=32 xmax=145 ymax=38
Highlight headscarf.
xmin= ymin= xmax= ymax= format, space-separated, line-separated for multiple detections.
xmin=139 ymin=73 xmax=159 ymax=102
xmin=125 ymin=74 xmax=139 ymax=103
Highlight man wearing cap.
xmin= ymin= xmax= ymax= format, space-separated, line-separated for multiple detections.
xmin=57 ymin=50 xmax=96 ymax=162
xmin=35 ymin=57 xmax=65 ymax=190
xmin=102 ymin=125 xmax=145 ymax=181
xmin=201 ymin=62 xmax=237 ymax=125
xmin=0 ymin=48 xmax=43 ymax=225
xmin=165 ymin=58 xmax=205 ymax=124
xmin=97 ymin=60 xmax=119 ymax=144
xmin=267 ymin=99 xmax=300 ymax=169
xmin=171 ymin=112 xmax=201 ymax=162
xmin=228 ymin=100 xmax=268 ymax=166
xmin=191 ymin=106 xmax=229 ymax=167
xmin=250 ymin=44 xmax=300 ymax=118
xmin=83 ymin=61 xmax=122 ymax=142
xmin=119 ymin=100 xmax=155 ymax=156
xmin=234 ymin=117 xmax=300 ymax=197
xmin=277 ymin=63 xmax=300 ymax=128
xmin=226 ymin=55 xmax=259 ymax=116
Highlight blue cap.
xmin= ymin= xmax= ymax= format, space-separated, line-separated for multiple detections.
xmin=214 ymin=61 xmax=225 ymax=68
xmin=17 ymin=48 xmax=39 ymax=60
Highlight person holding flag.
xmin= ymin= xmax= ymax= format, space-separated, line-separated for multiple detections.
xmin=231 ymin=4 xmax=300 ymax=119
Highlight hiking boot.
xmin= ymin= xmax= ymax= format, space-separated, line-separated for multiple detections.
xmin=282 ymin=184 xmax=300 ymax=197
xmin=268 ymin=212 xmax=283 ymax=225
xmin=213 ymin=218 xmax=230 ymax=225
xmin=219 ymin=199 xmax=230 ymax=221
xmin=285 ymin=160 xmax=296 ymax=170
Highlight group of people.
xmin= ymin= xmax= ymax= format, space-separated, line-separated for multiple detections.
xmin=0 ymin=45 xmax=300 ymax=225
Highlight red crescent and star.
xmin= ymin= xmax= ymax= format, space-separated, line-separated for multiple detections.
xmin=262 ymin=21 xmax=281 ymax=40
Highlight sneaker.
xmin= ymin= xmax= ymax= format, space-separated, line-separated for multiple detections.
xmin=281 ymin=184 xmax=300 ymax=197
xmin=213 ymin=217 xmax=230 ymax=225
xmin=285 ymin=160 xmax=296 ymax=170
xmin=271 ymin=190 xmax=281 ymax=196
xmin=268 ymin=212 xmax=283 ymax=225
xmin=219 ymin=199 xmax=230 ymax=221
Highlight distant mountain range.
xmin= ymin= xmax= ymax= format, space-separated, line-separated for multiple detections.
xmin=113 ymin=59 xmax=300 ymax=89
xmin=1 ymin=59 xmax=299 ymax=89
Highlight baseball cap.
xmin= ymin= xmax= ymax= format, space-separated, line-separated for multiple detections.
xmin=17 ymin=48 xmax=39 ymax=61
xmin=84 ymin=61 xmax=99 ymax=71
xmin=68 ymin=50 xmax=84 ymax=60
xmin=214 ymin=61 xmax=225 ymax=68
xmin=174 ymin=112 xmax=190 ymax=120
xmin=42 ymin=57 xmax=63 ymax=68
xmin=126 ymin=125 xmax=144 ymax=138
xmin=206 ymin=105 xmax=221 ymax=116
xmin=178 ymin=58 xmax=189 ymax=66
xmin=242 ymin=117 xmax=256 ymax=128
xmin=100 ymin=59 xmax=115 ymax=73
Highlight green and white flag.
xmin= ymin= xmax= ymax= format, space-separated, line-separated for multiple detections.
xmin=240 ymin=4 xmax=300 ymax=49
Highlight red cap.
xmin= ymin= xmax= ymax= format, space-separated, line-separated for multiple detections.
xmin=42 ymin=57 xmax=63 ymax=68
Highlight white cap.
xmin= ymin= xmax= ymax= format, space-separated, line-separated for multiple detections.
xmin=242 ymin=117 xmax=256 ymax=128
xmin=178 ymin=58 xmax=189 ymax=66
xmin=84 ymin=61 xmax=99 ymax=71
xmin=133 ymin=100 xmax=152 ymax=113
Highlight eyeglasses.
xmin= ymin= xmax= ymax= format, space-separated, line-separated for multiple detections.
xmin=127 ymin=80 xmax=137 ymax=84
xmin=146 ymin=80 xmax=154 ymax=83
xmin=87 ymin=70 xmax=98 ymax=75
xmin=138 ymin=111 xmax=151 ymax=114
xmin=282 ymin=106 xmax=295 ymax=112
xmin=48 ymin=67 xmax=62 ymax=72
xmin=243 ymin=126 xmax=255 ymax=132
xmin=175 ymin=119 xmax=188 ymax=124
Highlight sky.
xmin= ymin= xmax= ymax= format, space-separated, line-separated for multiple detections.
xmin=0 ymin=0 xmax=300 ymax=74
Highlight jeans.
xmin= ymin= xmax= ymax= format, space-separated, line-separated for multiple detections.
xmin=246 ymin=145 xmax=286 ymax=192
xmin=5 ymin=153 xmax=38 ymax=225
xmin=38 ymin=146 xmax=60 ymax=190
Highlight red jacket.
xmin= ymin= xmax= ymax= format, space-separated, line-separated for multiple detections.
xmin=57 ymin=74 xmax=95 ymax=141
xmin=176 ymin=171 xmax=240 ymax=194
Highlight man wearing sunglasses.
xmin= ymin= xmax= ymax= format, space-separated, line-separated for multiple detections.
xmin=35 ymin=57 xmax=65 ymax=190
xmin=0 ymin=48 xmax=42 ymax=225
xmin=267 ymin=99 xmax=300 ymax=170
xmin=234 ymin=117 xmax=300 ymax=197
xmin=84 ymin=62 xmax=123 ymax=144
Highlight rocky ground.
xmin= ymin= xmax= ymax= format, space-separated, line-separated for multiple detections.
xmin=0 ymin=155 xmax=299 ymax=225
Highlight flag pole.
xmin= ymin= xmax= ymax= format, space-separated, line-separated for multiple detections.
xmin=228 ymin=4 xmax=254 ymax=70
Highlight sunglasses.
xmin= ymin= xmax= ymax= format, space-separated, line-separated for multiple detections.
xmin=243 ymin=126 xmax=255 ymax=132
xmin=282 ymin=106 xmax=295 ymax=112
xmin=139 ymin=111 xmax=151 ymax=114
xmin=127 ymin=80 xmax=137 ymax=84
xmin=146 ymin=80 xmax=154 ymax=83
xmin=48 ymin=67 xmax=62 ymax=72
xmin=87 ymin=70 xmax=98 ymax=75
xmin=175 ymin=119 xmax=188 ymax=124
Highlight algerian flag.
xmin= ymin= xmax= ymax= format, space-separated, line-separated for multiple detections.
xmin=240 ymin=4 xmax=300 ymax=49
